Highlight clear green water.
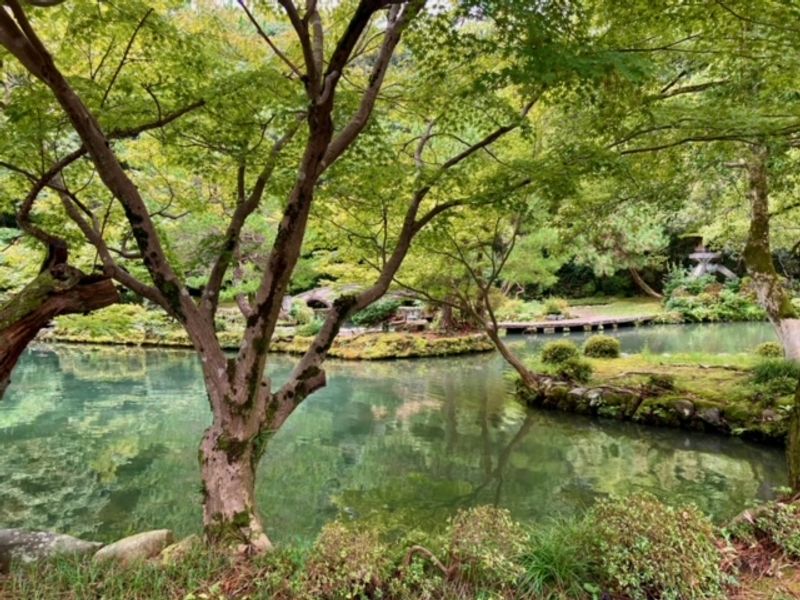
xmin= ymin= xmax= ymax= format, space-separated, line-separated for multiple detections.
xmin=0 ymin=323 xmax=786 ymax=544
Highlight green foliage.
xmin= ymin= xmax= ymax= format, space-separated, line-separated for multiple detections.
xmin=751 ymin=359 xmax=800 ymax=385
xmin=299 ymin=522 xmax=390 ymax=600
xmin=519 ymin=518 xmax=594 ymax=599
xmin=541 ymin=340 xmax=579 ymax=364
xmin=295 ymin=318 xmax=324 ymax=338
xmin=727 ymin=502 xmax=800 ymax=559
xmin=664 ymin=271 xmax=766 ymax=323
xmin=290 ymin=300 xmax=315 ymax=326
xmin=350 ymin=299 xmax=402 ymax=327
xmin=554 ymin=357 xmax=593 ymax=383
xmin=543 ymin=297 xmax=570 ymax=316
xmin=448 ymin=506 xmax=528 ymax=590
xmin=494 ymin=298 xmax=543 ymax=321
xmin=754 ymin=342 xmax=783 ymax=358
xmin=582 ymin=334 xmax=620 ymax=358
xmin=587 ymin=493 xmax=727 ymax=600
xmin=55 ymin=304 xmax=172 ymax=341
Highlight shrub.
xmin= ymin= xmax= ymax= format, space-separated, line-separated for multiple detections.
xmin=752 ymin=502 xmax=800 ymax=558
xmin=351 ymin=299 xmax=402 ymax=327
xmin=752 ymin=359 xmax=800 ymax=385
xmin=541 ymin=340 xmax=579 ymax=364
xmin=519 ymin=518 xmax=594 ymax=599
xmin=554 ymin=357 xmax=593 ymax=383
xmin=299 ymin=522 xmax=390 ymax=599
xmin=587 ymin=493 xmax=726 ymax=600
xmin=662 ymin=270 xmax=766 ymax=323
xmin=494 ymin=298 xmax=543 ymax=321
xmin=543 ymin=297 xmax=569 ymax=316
xmin=289 ymin=300 xmax=315 ymax=325
xmin=583 ymin=334 xmax=621 ymax=358
xmin=754 ymin=342 xmax=783 ymax=358
xmin=296 ymin=318 xmax=323 ymax=337
xmin=448 ymin=506 xmax=528 ymax=589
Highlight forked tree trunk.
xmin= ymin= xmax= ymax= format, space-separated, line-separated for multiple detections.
xmin=0 ymin=267 xmax=118 ymax=398
xmin=628 ymin=267 xmax=663 ymax=300
xmin=741 ymin=145 xmax=800 ymax=490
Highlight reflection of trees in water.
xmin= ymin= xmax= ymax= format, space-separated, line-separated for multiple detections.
xmin=0 ymin=346 xmax=208 ymax=541
xmin=0 ymin=344 xmax=788 ymax=545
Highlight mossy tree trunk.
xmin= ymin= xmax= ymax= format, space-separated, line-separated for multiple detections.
xmin=743 ymin=145 xmax=800 ymax=360
xmin=741 ymin=144 xmax=800 ymax=491
xmin=0 ymin=263 xmax=118 ymax=399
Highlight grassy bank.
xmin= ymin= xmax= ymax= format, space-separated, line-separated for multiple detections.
xmin=516 ymin=340 xmax=798 ymax=444
xmin=4 ymin=496 xmax=800 ymax=599
xmin=41 ymin=305 xmax=493 ymax=360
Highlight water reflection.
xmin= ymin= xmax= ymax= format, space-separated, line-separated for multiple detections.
xmin=0 ymin=323 xmax=786 ymax=544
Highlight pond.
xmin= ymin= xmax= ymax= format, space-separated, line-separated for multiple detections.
xmin=0 ymin=322 xmax=786 ymax=545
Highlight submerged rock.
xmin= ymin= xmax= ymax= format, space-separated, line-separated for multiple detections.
xmin=0 ymin=528 xmax=102 ymax=563
xmin=94 ymin=529 xmax=173 ymax=565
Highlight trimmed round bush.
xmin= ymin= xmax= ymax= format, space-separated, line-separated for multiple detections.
xmin=541 ymin=340 xmax=579 ymax=364
xmin=583 ymin=334 xmax=621 ymax=358
xmin=587 ymin=493 xmax=726 ymax=600
xmin=555 ymin=357 xmax=592 ymax=383
xmin=754 ymin=341 xmax=783 ymax=358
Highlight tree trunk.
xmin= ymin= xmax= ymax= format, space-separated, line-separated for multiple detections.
xmin=485 ymin=326 xmax=541 ymax=390
xmin=628 ymin=267 xmax=663 ymax=299
xmin=740 ymin=145 xmax=800 ymax=491
xmin=440 ymin=300 xmax=456 ymax=332
xmin=198 ymin=378 xmax=273 ymax=553
xmin=789 ymin=381 xmax=800 ymax=493
xmin=0 ymin=267 xmax=118 ymax=398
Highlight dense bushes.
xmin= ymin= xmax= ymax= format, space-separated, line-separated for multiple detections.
xmin=14 ymin=497 xmax=800 ymax=599
xmin=587 ymin=493 xmax=727 ymax=600
xmin=540 ymin=340 xmax=578 ymax=364
xmin=728 ymin=501 xmax=800 ymax=559
xmin=662 ymin=268 xmax=766 ymax=323
xmin=583 ymin=334 xmax=620 ymax=358
xmin=350 ymin=299 xmax=402 ymax=326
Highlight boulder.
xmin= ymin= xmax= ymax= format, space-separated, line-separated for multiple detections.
xmin=672 ymin=399 xmax=695 ymax=420
xmin=0 ymin=529 xmax=102 ymax=563
xmin=159 ymin=534 xmax=201 ymax=565
xmin=93 ymin=530 xmax=174 ymax=566
xmin=698 ymin=407 xmax=724 ymax=429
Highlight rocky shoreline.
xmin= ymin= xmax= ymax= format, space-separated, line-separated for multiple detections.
xmin=0 ymin=528 xmax=196 ymax=571
xmin=516 ymin=377 xmax=788 ymax=445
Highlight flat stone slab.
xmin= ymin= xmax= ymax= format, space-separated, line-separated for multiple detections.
xmin=93 ymin=529 xmax=173 ymax=565
xmin=0 ymin=529 xmax=102 ymax=563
